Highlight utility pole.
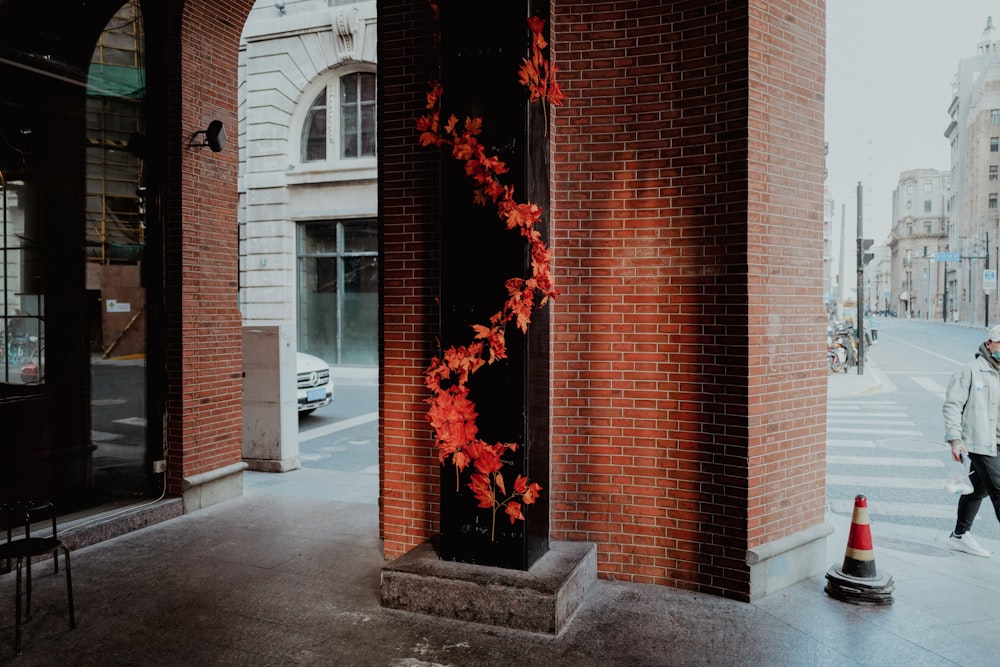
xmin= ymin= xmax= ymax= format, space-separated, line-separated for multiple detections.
xmin=942 ymin=256 xmax=949 ymax=323
xmin=856 ymin=182 xmax=873 ymax=376
xmin=838 ymin=204 xmax=846 ymax=322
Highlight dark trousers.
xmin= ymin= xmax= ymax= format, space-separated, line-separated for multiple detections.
xmin=954 ymin=452 xmax=1000 ymax=535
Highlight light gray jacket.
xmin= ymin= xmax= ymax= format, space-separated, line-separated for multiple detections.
xmin=943 ymin=347 xmax=1000 ymax=456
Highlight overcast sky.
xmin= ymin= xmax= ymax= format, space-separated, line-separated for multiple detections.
xmin=825 ymin=1 xmax=999 ymax=251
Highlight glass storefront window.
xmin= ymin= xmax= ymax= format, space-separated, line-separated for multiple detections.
xmin=87 ymin=0 xmax=150 ymax=502
xmin=298 ymin=219 xmax=377 ymax=366
xmin=0 ymin=176 xmax=44 ymax=385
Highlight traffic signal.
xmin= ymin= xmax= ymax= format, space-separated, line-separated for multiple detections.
xmin=858 ymin=238 xmax=874 ymax=267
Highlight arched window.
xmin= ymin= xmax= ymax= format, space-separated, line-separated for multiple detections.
xmin=340 ymin=72 xmax=375 ymax=158
xmin=298 ymin=71 xmax=375 ymax=164
xmin=301 ymin=90 xmax=327 ymax=162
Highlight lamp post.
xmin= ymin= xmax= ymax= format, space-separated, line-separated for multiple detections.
xmin=875 ymin=273 xmax=881 ymax=314
xmin=855 ymin=182 xmax=872 ymax=375
xmin=924 ymin=262 xmax=931 ymax=320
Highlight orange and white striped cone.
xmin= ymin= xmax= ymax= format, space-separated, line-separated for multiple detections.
xmin=825 ymin=495 xmax=894 ymax=604
xmin=840 ymin=494 xmax=878 ymax=578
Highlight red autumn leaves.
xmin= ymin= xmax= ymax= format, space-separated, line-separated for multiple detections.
xmin=518 ymin=16 xmax=565 ymax=122
xmin=418 ymin=16 xmax=560 ymax=536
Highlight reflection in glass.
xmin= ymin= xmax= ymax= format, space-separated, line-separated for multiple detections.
xmin=87 ymin=0 xmax=150 ymax=502
xmin=301 ymin=89 xmax=327 ymax=162
xmin=1 ymin=176 xmax=45 ymax=385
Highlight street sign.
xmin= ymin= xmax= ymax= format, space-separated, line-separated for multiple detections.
xmin=935 ymin=251 xmax=960 ymax=262
xmin=985 ymin=269 xmax=997 ymax=294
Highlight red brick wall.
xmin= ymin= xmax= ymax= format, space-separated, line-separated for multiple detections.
xmin=161 ymin=0 xmax=250 ymax=491
xmin=378 ymin=1 xmax=443 ymax=548
xmin=745 ymin=0 xmax=827 ymax=553
xmin=549 ymin=0 xmax=748 ymax=596
xmin=378 ymin=0 xmax=827 ymax=600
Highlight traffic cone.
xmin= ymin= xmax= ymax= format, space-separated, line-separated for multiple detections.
xmin=825 ymin=494 xmax=894 ymax=605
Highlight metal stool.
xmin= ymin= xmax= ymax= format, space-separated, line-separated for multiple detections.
xmin=0 ymin=501 xmax=75 ymax=656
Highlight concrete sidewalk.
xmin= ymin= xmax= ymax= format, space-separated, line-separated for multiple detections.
xmin=826 ymin=359 xmax=887 ymax=399
xmin=4 ymin=363 xmax=999 ymax=665
xmin=3 ymin=470 xmax=998 ymax=666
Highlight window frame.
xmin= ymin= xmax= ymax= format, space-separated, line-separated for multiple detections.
xmin=338 ymin=71 xmax=376 ymax=160
xmin=300 ymin=89 xmax=328 ymax=163
xmin=290 ymin=65 xmax=377 ymax=175
xmin=296 ymin=218 xmax=378 ymax=365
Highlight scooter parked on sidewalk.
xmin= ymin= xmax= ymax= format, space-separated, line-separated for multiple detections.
xmin=828 ymin=322 xmax=858 ymax=373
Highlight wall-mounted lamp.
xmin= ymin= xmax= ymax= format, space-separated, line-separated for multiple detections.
xmin=274 ymin=0 xmax=286 ymax=16
xmin=187 ymin=120 xmax=226 ymax=153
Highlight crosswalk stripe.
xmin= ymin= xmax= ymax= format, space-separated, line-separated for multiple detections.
xmin=825 ymin=391 xmax=966 ymax=529
xmin=299 ymin=411 xmax=378 ymax=443
xmin=911 ymin=376 xmax=947 ymax=398
xmin=827 ymin=455 xmax=944 ymax=467
xmin=827 ymin=411 xmax=908 ymax=417
xmin=828 ymin=427 xmax=924 ymax=436
xmin=827 ymin=399 xmax=899 ymax=410
xmin=826 ymin=475 xmax=942 ymax=489
xmin=828 ymin=498 xmax=957 ymax=519
xmin=828 ymin=419 xmax=915 ymax=426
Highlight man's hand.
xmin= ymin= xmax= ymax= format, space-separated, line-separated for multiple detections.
xmin=949 ymin=440 xmax=969 ymax=463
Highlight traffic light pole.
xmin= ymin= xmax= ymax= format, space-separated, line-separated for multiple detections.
xmin=942 ymin=260 xmax=949 ymax=323
xmin=856 ymin=182 xmax=866 ymax=376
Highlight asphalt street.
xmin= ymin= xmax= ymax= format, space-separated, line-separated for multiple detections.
xmin=298 ymin=381 xmax=376 ymax=465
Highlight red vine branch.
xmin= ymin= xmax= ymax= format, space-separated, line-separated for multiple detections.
xmin=417 ymin=16 xmax=562 ymax=539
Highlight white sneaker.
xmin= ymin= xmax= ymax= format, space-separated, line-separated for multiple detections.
xmin=948 ymin=533 xmax=991 ymax=558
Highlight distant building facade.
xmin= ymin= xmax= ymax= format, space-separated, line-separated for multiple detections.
xmin=945 ymin=17 xmax=1000 ymax=324
xmin=867 ymin=246 xmax=891 ymax=315
xmin=888 ymin=169 xmax=950 ymax=319
xmin=823 ymin=183 xmax=835 ymax=313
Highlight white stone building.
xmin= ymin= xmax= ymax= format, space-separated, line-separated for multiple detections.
xmin=238 ymin=0 xmax=377 ymax=470
xmin=823 ymin=183 xmax=835 ymax=313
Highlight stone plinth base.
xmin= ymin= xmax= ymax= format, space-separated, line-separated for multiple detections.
xmin=747 ymin=521 xmax=833 ymax=600
xmin=380 ymin=540 xmax=597 ymax=635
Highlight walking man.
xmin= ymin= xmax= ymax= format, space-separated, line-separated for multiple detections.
xmin=942 ymin=324 xmax=1000 ymax=557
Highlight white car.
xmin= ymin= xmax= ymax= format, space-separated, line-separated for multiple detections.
xmin=297 ymin=352 xmax=334 ymax=415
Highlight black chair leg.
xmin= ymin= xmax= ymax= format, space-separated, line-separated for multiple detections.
xmin=24 ymin=554 xmax=32 ymax=622
xmin=63 ymin=546 xmax=75 ymax=629
xmin=15 ymin=557 xmax=23 ymax=657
